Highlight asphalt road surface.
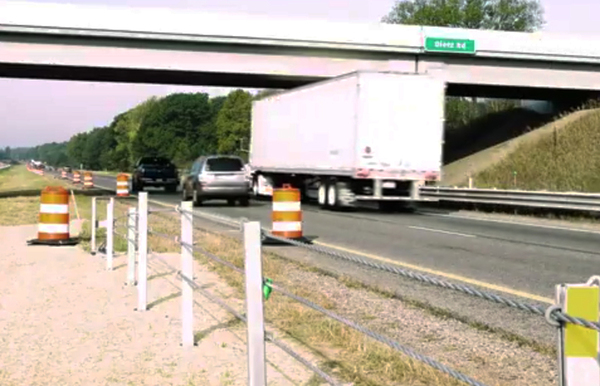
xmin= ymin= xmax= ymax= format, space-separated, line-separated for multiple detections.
xmin=90 ymin=173 xmax=600 ymax=302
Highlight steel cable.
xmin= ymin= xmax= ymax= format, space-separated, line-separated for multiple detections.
xmin=177 ymin=271 xmax=342 ymax=386
xmin=269 ymin=282 xmax=488 ymax=386
xmin=147 ymin=249 xmax=341 ymax=385
xmin=176 ymin=209 xmax=600 ymax=331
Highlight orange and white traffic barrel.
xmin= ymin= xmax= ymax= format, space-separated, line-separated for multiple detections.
xmin=27 ymin=186 xmax=78 ymax=246
xmin=61 ymin=170 xmax=67 ymax=179
xmin=73 ymin=171 xmax=81 ymax=184
xmin=83 ymin=172 xmax=93 ymax=189
xmin=271 ymin=184 xmax=303 ymax=239
xmin=116 ymin=173 xmax=129 ymax=196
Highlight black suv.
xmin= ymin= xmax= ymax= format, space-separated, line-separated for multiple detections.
xmin=131 ymin=156 xmax=179 ymax=192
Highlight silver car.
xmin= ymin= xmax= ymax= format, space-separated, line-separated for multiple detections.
xmin=181 ymin=155 xmax=250 ymax=207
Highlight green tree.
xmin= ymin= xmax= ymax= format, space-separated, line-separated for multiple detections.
xmin=132 ymin=93 xmax=213 ymax=166
xmin=17 ymin=89 xmax=250 ymax=172
xmin=192 ymin=95 xmax=228 ymax=162
xmin=382 ymin=0 xmax=544 ymax=32
xmin=67 ymin=132 xmax=89 ymax=167
xmin=215 ymin=89 xmax=253 ymax=158
xmin=111 ymin=97 xmax=159 ymax=170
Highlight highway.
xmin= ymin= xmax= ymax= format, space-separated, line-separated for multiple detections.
xmin=91 ymin=173 xmax=600 ymax=302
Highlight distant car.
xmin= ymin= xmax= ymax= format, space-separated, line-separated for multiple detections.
xmin=64 ymin=166 xmax=72 ymax=173
xmin=131 ymin=156 xmax=179 ymax=193
xmin=181 ymin=155 xmax=250 ymax=207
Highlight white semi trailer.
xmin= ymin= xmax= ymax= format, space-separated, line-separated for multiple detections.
xmin=249 ymin=70 xmax=445 ymax=211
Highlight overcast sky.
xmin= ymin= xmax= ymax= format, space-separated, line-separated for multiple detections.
xmin=0 ymin=0 xmax=596 ymax=147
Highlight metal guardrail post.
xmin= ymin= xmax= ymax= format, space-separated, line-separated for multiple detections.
xmin=106 ymin=197 xmax=114 ymax=271
xmin=137 ymin=192 xmax=148 ymax=311
xmin=243 ymin=221 xmax=267 ymax=386
xmin=127 ymin=207 xmax=137 ymax=286
xmin=181 ymin=201 xmax=194 ymax=348
xmin=91 ymin=197 xmax=97 ymax=254
xmin=556 ymin=276 xmax=600 ymax=386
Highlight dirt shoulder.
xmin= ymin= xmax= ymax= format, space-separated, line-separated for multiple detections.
xmin=0 ymin=224 xmax=319 ymax=386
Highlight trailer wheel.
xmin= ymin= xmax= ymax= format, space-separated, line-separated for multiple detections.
xmin=317 ymin=181 xmax=328 ymax=208
xmin=327 ymin=183 xmax=339 ymax=209
xmin=380 ymin=201 xmax=401 ymax=213
xmin=252 ymin=177 xmax=260 ymax=197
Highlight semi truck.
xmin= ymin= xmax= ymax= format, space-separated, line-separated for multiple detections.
xmin=248 ymin=70 xmax=445 ymax=211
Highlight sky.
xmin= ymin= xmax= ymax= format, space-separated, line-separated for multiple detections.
xmin=0 ymin=0 xmax=597 ymax=148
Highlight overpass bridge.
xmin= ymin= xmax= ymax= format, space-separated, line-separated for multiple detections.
xmin=1 ymin=1 xmax=600 ymax=99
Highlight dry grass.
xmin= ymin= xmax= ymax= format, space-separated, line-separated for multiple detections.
xmin=131 ymin=209 xmax=467 ymax=386
xmin=0 ymin=165 xmax=69 ymax=192
xmin=0 ymin=166 xmax=82 ymax=226
xmin=0 ymin=197 xmax=41 ymax=225
xmin=76 ymin=204 xmax=554 ymax=385
xmin=0 ymin=190 xmax=539 ymax=385
xmin=475 ymin=108 xmax=600 ymax=191
xmin=442 ymin=109 xmax=597 ymax=187
xmin=61 ymin=199 xmax=468 ymax=385
xmin=77 ymin=198 xmax=131 ymax=253
xmin=0 ymin=163 xmax=552 ymax=385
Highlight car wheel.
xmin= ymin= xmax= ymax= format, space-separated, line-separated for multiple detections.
xmin=193 ymin=188 xmax=203 ymax=207
xmin=165 ymin=184 xmax=177 ymax=193
xmin=239 ymin=196 xmax=250 ymax=207
xmin=227 ymin=198 xmax=236 ymax=206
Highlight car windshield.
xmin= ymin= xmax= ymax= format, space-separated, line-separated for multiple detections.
xmin=139 ymin=157 xmax=171 ymax=167
xmin=205 ymin=157 xmax=243 ymax=172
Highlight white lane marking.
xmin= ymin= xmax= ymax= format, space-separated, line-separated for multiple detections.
xmin=424 ymin=212 xmax=600 ymax=235
xmin=408 ymin=225 xmax=476 ymax=238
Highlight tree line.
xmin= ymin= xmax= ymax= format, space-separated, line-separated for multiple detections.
xmin=13 ymin=89 xmax=279 ymax=170
xmin=11 ymin=0 xmax=544 ymax=170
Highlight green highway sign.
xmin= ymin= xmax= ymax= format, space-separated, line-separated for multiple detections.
xmin=424 ymin=37 xmax=476 ymax=54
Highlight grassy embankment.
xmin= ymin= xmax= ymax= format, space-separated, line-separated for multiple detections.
xmin=0 ymin=165 xmax=484 ymax=386
xmin=476 ymin=108 xmax=600 ymax=191
xmin=443 ymin=107 xmax=600 ymax=191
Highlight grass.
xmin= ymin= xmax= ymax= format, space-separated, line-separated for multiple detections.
xmin=0 ymin=196 xmax=45 ymax=226
xmin=77 ymin=203 xmax=551 ymax=385
xmin=0 ymin=168 xmax=529 ymax=385
xmin=72 ymin=201 xmax=469 ymax=385
xmin=474 ymin=108 xmax=600 ymax=192
xmin=0 ymin=164 xmax=70 ymax=192
xmin=130 ymin=210 xmax=470 ymax=386
xmin=441 ymin=108 xmax=553 ymax=185
xmin=333 ymin=273 xmax=556 ymax=357
xmin=0 ymin=165 xmax=82 ymax=226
